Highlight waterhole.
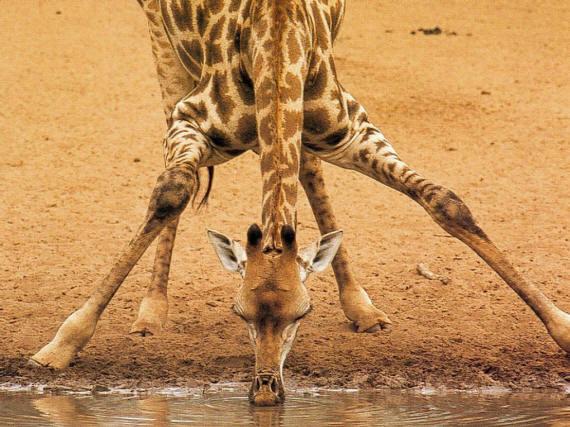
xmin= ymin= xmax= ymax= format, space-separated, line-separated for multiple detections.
xmin=0 ymin=388 xmax=568 ymax=426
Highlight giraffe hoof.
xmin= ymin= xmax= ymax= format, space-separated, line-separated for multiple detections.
xmin=27 ymin=358 xmax=44 ymax=368
xmin=131 ymin=296 xmax=167 ymax=337
xmin=129 ymin=320 xmax=162 ymax=337
xmin=29 ymin=344 xmax=78 ymax=370
xmin=360 ymin=322 xmax=392 ymax=333
xmin=29 ymin=307 xmax=96 ymax=370
xmin=343 ymin=301 xmax=393 ymax=333
xmin=340 ymin=288 xmax=392 ymax=333
xmin=354 ymin=316 xmax=392 ymax=333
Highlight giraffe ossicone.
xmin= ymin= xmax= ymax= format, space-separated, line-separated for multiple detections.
xmin=31 ymin=0 xmax=569 ymax=406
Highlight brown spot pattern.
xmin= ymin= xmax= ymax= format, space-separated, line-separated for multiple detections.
xmin=148 ymin=0 xmax=348 ymax=248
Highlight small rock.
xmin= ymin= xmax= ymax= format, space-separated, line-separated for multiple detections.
xmin=133 ymin=158 xmax=141 ymax=163
xmin=92 ymin=385 xmax=109 ymax=393
xmin=418 ymin=26 xmax=442 ymax=36
xmin=313 ymin=368 xmax=329 ymax=378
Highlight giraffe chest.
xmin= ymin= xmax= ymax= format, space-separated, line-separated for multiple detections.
xmin=172 ymin=71 xmax=257 ymax=157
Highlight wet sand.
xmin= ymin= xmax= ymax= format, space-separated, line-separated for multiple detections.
xmin=1 ymin=1 xmax=569 ymax=392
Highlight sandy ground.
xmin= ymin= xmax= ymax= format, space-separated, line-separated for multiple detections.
xmin=1 ymin=1 xmax=569 ymax=392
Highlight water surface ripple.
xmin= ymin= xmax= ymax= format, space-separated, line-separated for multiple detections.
xmin=0 ymin=390 xmax=568 ymax=426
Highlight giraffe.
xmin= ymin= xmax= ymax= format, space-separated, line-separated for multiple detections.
xmin=128 ymin=0 xmax=388 ymax=338
xmin=31 ymin=0 xmax=569 ymax=406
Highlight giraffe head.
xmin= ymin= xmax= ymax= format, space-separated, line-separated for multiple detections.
xmin=207 ymin=224 xmax=342 ymax=406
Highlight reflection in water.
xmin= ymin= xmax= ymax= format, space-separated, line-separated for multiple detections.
xmin=32 ymin=396 xmax=92 ymax=426
xmin=0 ymin=389 xmax=568 ymax=426
xmin=138 ymin=397 xmax=170 ymax=426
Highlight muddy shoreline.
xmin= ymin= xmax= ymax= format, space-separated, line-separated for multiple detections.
xmin=1 ymin=379 xmax=569 ymax=398
xmin=1 ymin=350 xmax=568 ymax=394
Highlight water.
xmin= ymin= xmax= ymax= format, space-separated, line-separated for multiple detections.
xmin=0 ymin=387 xmax=568 ymax=426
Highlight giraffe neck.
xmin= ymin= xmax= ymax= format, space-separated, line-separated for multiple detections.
xmin=250 ymin=0 xmax=311 ymax=249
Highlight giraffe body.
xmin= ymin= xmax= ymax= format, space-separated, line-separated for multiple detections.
xmin=159 ymin=0 xmax=353 ymax=248
xmin=32 ymin=0 xmax=570 ymax=407
xmin=158 ymin=0 xmax=347 ymax=158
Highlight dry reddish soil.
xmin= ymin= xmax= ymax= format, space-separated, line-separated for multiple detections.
xmin=1 ymin=1 xmax=569 ymax=393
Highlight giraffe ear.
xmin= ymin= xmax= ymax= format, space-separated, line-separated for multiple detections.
xmin=297 ymin=230 xmax=343 ymax=282
xmin=207 ymin=230 xmax=247 ymax=277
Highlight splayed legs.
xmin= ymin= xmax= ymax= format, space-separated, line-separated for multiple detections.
xmin=321 ymin=116 xmax=569 ymax=352
xmin=31 ymin=120 xmax=212 ymax=368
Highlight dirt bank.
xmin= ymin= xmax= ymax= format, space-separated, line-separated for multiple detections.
xmin=1 ymin=1 xmax=568 ymax=392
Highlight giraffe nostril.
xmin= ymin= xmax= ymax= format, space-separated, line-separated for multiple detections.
xmin=253 ymin=373 xmax=280 ymax=394
xmin=250 ymin=373 xmax=283 ymax=406
xmin=270 ymin=377 xmax=278 ymax=394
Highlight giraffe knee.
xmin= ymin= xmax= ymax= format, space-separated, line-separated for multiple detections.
xmin=149 ymin=167 xmax=195 ymax=220
xmin=431 ymin=190 xmax=486 ymax=237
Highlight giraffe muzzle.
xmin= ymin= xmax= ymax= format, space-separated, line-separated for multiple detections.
xmin=249 ymin=371 xmax=284 ymax=406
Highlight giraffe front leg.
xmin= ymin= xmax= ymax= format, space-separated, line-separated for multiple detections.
xmin=130 ymin=217 xmax=179 ymax=336
xmin=325 ymin=121 xmax=570 ymax=353
xmin=31 ymin=166 xmax=195 ymax=369
xmin=31 ymin=121 xmax=211 ymax=368
xmin=31 ymin=168 xmax=193 ymax=368
xmin=300 ymin=152 xmax=392 ymax=332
